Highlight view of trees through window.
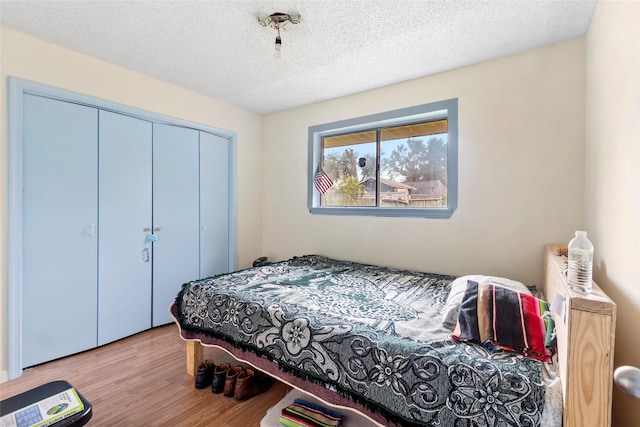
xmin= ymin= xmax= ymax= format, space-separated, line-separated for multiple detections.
xmin=321 ymin=120 xmax=448 ymax=208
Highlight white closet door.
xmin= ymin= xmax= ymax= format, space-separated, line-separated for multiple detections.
xmin=98 ymin=111 xmax=153 ymax=345
xmin=22 ymin=95 xmax=98 ymax=367
xmin=199 ymin=132 xmax=230 ymax=278
xmin=152 ymin=123 xmax=200 ymax=326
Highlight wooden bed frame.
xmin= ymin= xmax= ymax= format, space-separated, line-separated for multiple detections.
xmin=182 ymin=245 xmax=617 ymax=426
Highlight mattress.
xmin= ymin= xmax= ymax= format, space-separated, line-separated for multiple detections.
xmin=173 ymin=255 xmax=559 ymax=426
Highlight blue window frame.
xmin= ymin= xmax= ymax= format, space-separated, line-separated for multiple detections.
xmin=308 ymin=98 xmax=458 ymax=218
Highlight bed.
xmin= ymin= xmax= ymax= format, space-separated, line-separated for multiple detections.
xmin=171 ymin=245 xmax=616 ymax=426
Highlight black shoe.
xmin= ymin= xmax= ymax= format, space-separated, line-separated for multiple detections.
xmin=195 ymin=359 xmax=215 ymax=389
xmin=212 ymin=363 xmax=230 ymax=394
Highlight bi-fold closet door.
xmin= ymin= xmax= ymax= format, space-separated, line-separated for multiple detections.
xmin=22 ymin=95 xmax=229 ymax=367
xmin=100 ymin=116 xmax=225 ymax=337
xmin=149 ymin=124 xmax=230 ymax=326
xmin=97 ymin=111 xmax=153 ymax=345
xmin=150 ymin=123 xmax=200 ymax=327
xmin=22 ymin=95 xmax=99 ymax=367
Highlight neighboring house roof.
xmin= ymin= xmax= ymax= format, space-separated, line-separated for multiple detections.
xmin=405 ymin=180 xmax=447 ymax=196
xmin=361 ymin=177 xmax=417 ymax=191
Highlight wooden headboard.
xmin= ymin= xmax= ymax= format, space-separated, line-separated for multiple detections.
xmin=542 ymin=245 xmax=617 ymax=427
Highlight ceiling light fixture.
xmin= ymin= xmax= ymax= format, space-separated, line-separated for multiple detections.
xmin=258 ymin=13 xmax=301 ymax=58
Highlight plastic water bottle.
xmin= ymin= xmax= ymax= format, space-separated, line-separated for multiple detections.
xmin=567 ymin=231 xmax=594 ymax=293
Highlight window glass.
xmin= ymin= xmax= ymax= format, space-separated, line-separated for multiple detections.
xmin=321 ymin=130 xmax=375 ymax=207
xmin=308 ymin=99 xmax=457 ymax=218
xmin=379 ymin=120 xmax=448 ymax=208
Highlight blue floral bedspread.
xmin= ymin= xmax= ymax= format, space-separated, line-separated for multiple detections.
xmin=174 ymin=255 xmax=547 ymax=426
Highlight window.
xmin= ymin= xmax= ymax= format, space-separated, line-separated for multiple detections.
xmin=308 ymin=98 xmax=457 ymax=218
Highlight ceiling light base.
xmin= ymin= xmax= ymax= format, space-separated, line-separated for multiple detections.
xmin=258 ymin=13 xmax=301 ymax=27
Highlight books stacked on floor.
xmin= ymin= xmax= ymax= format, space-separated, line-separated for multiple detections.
xmin=279 ymin=398 xmax=343 ymax=427
xmin=260 ymin=388 xmax=377 ymax=427
xmin=0 ymin=386 xmax=84 ymax=427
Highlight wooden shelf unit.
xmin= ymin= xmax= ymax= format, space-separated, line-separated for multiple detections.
xmin=543 ymin=245 xmax=616 ymax=427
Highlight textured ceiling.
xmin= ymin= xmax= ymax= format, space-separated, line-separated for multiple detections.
xmin=0 ymin=1 xmax=596 ymax=114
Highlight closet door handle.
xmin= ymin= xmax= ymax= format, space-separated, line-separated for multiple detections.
xmin=143 ymin=227 xmax=152 ymax=262
xmin=154 ymin=227 xmax=162 ymax=232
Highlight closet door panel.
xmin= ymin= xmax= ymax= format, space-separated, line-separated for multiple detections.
xmin=152 ymin=124 xmax=200 ymax=326
xmin=199 ymin=132 xmax=229 ymax=278
xmin=98 ymin=111 xmax=153 ymax=345
xmin=22 ymin=94 xmax=98 ymax=367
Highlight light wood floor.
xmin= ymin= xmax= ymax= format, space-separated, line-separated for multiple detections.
xmin=0 ymin=324 xmax=289 ymax=426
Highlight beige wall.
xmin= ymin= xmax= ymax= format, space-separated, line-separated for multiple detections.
xmin=585 ymin=1 xmax=640 ymax=424
xmin=0 ymin=27 xmax=264 ymax=381
xmin=262 ymin=39 xmax=586 ymax=285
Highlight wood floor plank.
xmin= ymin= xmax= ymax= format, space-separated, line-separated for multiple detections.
xmin=0 ymin=324 xmax=289 ymax=426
